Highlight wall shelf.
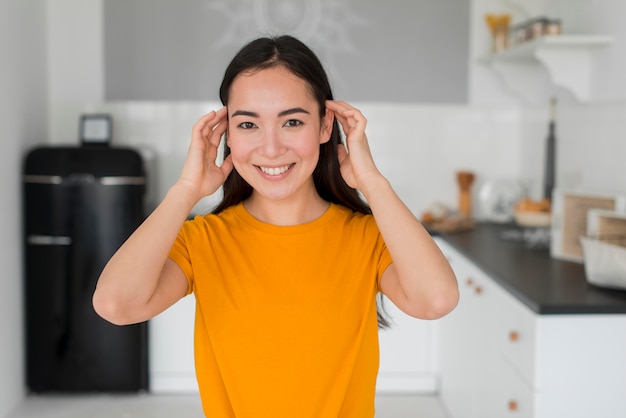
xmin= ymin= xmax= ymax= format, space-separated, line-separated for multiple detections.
xmin=482 ymin=35 xmax=612 ymax=102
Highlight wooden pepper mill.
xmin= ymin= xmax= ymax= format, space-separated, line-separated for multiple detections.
xmin=456 ymin=171 xmax=475 ymax=218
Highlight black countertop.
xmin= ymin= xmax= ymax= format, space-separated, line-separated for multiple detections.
xmin=439 ymin=222 xmax=626 ymax=315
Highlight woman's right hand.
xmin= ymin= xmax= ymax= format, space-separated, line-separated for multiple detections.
xmin=176 ymin=107 xmax=233 ymax=201
xmin=94 ymin=107 xmax=232 ymax=326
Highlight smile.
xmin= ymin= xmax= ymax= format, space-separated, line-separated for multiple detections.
xmin=257 ymin=164 xmax=295 ymax=176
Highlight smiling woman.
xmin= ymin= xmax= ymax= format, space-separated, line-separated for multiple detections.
xmin=93 ymin=35 xmax=458 ymax=417
xmin=225 ymin=66 xmax=333 ymax=216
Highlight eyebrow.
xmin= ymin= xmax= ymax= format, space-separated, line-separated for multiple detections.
xmin=230 ymin=107 xmax=311 ymax=118
xmin=278 ymin=107 xmax=310 ymax=117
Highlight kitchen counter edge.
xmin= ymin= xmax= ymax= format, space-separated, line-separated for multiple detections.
xmin=436 ymin=222 xmax=626 ymax=315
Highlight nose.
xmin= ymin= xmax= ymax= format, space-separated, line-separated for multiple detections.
xmin=258 ymin=128 xmax=286 ymax=158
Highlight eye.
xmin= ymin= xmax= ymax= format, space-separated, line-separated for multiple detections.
xmin=283 ymin=119 xmax=303 ymax=128
xmin=237 ymin=121 xmax=257 ymax=129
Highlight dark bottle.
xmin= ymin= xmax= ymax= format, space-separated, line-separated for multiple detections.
xmin=543 ymin=98 xmax=557 ymax=200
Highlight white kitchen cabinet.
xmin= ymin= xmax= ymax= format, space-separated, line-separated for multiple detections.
xmin=149 ymin=295 xmax=197 ymax=393
xmin=436 ymin=238 xmax=626 ymax=418
xmin=377 ymin=296 xmax=437 ymax=393
xmin=150 ymin=290 xmax=437 ymax=394
xmin=437 ymin=238 xmax=525 ymax=417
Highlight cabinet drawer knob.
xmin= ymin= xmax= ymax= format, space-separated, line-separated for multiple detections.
xmin=509 ymin=331 xmax=520 ymax=342
xmin=466 ymin=278 xmax=474 ymax=287
xmin=474 ymin=286 xmax=483 ymax=295
xmin=508 ymin=400 xmax=518 ymax=411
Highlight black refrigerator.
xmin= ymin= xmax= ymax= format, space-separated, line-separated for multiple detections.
xmin=23 ymin=145 xmax=148 ymax=392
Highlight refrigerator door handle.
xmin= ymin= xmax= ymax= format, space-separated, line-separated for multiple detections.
xmin=99 ymin=176 xmax=145 ymax=186
xmin=27 ymin=235 xmax=72 ymax=246
xmin=23 ymin=175 xmax=63 ymax=184
xmin=23 ymin=175 xmax=144 ymax=186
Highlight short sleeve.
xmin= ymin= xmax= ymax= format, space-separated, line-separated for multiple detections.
xmin=374 ymin=228 xmax=393 ymax=293
xmin=168 ymin=222 xmax=194 ymax=296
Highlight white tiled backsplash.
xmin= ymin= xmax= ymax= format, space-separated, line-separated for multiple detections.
xmin=47 ymin=101 xmax=625 ymax=217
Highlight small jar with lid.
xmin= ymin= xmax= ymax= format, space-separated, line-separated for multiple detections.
xmin=510 ymin=22 xmax=528 ymax=45
xmin=545 ymin=18 xmax=562 ymax=35
xmin=530 ymin=17 xmax=549 ymax=40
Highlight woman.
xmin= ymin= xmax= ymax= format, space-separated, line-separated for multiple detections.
xmin=93 ymin=35 xmax=458 ymax=417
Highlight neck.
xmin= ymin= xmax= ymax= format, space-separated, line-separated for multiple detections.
xmin=244 ymin=192 xmax=330 ymax=226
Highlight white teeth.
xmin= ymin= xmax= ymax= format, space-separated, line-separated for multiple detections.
xmin=259 ymin=164 xmax=292 ymax=176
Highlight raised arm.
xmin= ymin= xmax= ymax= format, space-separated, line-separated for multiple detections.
xmin=326 ymin=100 xmax=459 ymax=320
xmin=93 ymin=107 xmax=233 ymax=325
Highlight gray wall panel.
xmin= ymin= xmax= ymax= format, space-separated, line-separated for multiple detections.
xmin=104 ymin=0 xmax=469 ymax=102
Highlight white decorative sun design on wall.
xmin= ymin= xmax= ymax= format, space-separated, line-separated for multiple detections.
xmin=204 ymin=0 xmax=368 ymax=54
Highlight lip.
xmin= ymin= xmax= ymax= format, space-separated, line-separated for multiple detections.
xmin=255 ymin=163 xmax=295 ymax=178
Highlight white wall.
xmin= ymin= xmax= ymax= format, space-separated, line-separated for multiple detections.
xmin=0 ymin=1 xmax=47 ymax=416
xmin=519 ymin=102 xmax=626 ymax=198
xmin=47 ymin=0 xmax=104 ymax=103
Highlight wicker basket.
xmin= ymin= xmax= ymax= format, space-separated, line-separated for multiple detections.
xmin=580 ymin=237 xmax=626 ymax=291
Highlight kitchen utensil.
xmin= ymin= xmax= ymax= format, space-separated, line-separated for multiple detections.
xmin=456 ymin=171 xmax=475 ymax=218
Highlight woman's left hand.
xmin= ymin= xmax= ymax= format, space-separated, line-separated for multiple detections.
xmin=327 ymin=101 xmax=459 ymax=321
xmin=325 ymin=100 xmax=382 ymax=192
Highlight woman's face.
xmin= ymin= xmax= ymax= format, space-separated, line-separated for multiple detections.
xmin=226 ymin=66 xmax=333 ymax=203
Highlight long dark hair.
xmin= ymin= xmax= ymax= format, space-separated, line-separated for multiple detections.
xmin=212 ymin=35 xmax=388 ymax=327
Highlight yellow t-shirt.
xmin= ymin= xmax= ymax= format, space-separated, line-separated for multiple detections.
xmin=168 ymin=202 xmax=392 ymax=417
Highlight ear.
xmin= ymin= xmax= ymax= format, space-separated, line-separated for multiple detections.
xmin=319 ymin=108 xmax=334 ymax=144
